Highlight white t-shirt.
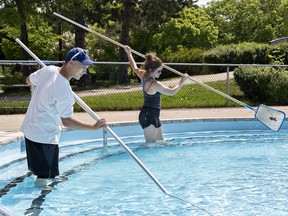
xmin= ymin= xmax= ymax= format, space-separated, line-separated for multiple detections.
xmin=21 ymin=66 xmax=74 ymax=144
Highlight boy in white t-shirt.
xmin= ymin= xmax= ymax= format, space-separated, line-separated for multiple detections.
xmin=21 ymin=47 xmax=107 ymax=184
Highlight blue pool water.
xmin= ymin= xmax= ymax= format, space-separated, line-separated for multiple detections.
xmin=0 ymin=119 xmax=288 ymax=216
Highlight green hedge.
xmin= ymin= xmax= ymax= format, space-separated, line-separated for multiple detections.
xmin=234 ymin=66 xmax=288 ymax=104
xmin=1 ymin=72 xmax=29 ymax=93
xmin=160 ymin=42 xmax=288 ymax=75
xmin=203 ymin=42 xmax=271 ymax=73
xmin=160 ymin=47 xmax=205 ymax=78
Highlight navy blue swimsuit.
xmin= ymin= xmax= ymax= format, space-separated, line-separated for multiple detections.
xmin=139 ymin=78 xmax=162 ymax=129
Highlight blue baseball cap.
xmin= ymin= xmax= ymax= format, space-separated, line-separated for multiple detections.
xmin=64 ymin=47 xmax=94 ymax=66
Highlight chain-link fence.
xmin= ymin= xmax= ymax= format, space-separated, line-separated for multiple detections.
xmin=0 ymin=61 xmax=280 ymax=114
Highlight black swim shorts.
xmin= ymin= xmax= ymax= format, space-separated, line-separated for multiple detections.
xmin=25 ymin=137 xmax=59 ymax=178
xmin=138 ymin=106 xmax=161 ymax=129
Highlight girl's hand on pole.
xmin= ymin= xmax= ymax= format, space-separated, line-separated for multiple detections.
xmin=124 ymin=45 xmax=132 ymax=55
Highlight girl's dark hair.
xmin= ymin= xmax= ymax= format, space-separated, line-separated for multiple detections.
xmin=142 ymin=53 xmax=163 ymax=80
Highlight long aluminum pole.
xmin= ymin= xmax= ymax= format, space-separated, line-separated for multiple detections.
xmin=16 ymin=38 xmax=213 ymax=215
xmin=15 ymin=38 xmax=168 ymax=194
xmin=52 ymin=12 xmax=288 ymax=132
xmin=53 ymin=12 xmax=250 ymax=110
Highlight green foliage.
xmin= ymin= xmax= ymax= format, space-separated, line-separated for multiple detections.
xmin=268 ymin=47 xmax=286 ymax=65
xmin=160 ymin=47 xmax=205 ymax=76
xmin=26 ymin=15 xmax=60 ymax=60
xmin=1 ymin=71 xmax=28 ymax=93
xmin=2 ymin=72 xmax=25 ymax=84
xmin=203 ymin=42 xmax=271 ymax=73
xmin=128 ymin=0 xmax=196 ymax=54
xmin=203 ymin=42 xmax=288 ymax=73
xmin=162 ymin=47 xmax=204 ymax=63
xmin=86 ymin=23 xmax=119 ymax=61
xmin=204 ymin=42 xmax=271 ymax=64
xmin=268 ymin=43 xmax=288 ymax=65
xmin=234 ymin=66 xmax=288 ymax=104
xmin=205 ymin=0 xmax=285 ymax=44
xmin=86 ymin=23 xmax=119 ymax=81
xmin=1 ymin=13 xmax=59 ymax=60
xmin=0 ymin=7 xmax=21 ymax=27
xmin=277 ymin=0 xmax=288 ymax=37
xmin=153 ymin=7 xmax=218 ymax=53
xmin=0 ymin=27 xmax=20 ymax=59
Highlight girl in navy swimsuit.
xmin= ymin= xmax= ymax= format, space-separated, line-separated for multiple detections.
xmin=124 ymin=46 xmax=189 ymax=142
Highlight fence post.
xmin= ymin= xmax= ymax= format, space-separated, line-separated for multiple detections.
xmin=226 ymin=65 xmax=230 ymax=106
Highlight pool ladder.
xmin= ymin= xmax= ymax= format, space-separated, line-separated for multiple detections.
xmin=0 ymin=206 xmax=13 ymax=216
xmin=103 ymin=128 xmax=108 ymax=147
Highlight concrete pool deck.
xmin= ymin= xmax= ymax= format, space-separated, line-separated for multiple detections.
xmin=1 ymin=106 xmax=287 ymax=144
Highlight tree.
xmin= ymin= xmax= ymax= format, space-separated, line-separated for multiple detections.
xmin=1 ymin=0 xmax=200 ymax=83
xmin=153 ymin=7 xmax=218 ymax=52
xmin=119 ymin=0 xmax=197 ymax=83
xmin=0 ymin=0 xmax=59 ymax=60
xmin=275 ymin=0 xmax=288 ymax=38
xmin=84 ymin=0 xmax=198 ymax=83
xmin=40 ymin=0 xmax=88 ymax=52
xmin=118 ymin=0 xmax=135 ymax=84
xmin=0 ymin=0 xmax=31 ymax=60
xmin=15 ymin=0 xmax=29 ymax=60
xmin=204 ymin=0 xmax=285 ymax=44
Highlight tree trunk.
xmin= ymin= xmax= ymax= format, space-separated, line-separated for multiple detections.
xmin=74 ymin=4 xmax=85 ymax=48
xmin=118 ymin=0 xmax=133 ymax=84
xmin=15 ymin=0 xmax=28 ymax=60
xmin=73 ymin=4 xmax=90 ymax=86
xmin=58 ymin=21 xmax=63 ymax=60
xmin=15 ymin=0 xmax=30 ymax=76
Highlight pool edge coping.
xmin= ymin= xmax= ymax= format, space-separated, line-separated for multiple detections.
xmin=0 ymin=117 xmax=261 ymax=145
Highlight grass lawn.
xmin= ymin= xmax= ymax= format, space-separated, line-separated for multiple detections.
xmin=74 ymin=79 xmax=253 ymax=111
xmin=0 ymin=79 xmax=255 ymax=114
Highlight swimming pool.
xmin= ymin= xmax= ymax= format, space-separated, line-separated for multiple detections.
xmin=1 ymin=118 xmax=288 ymax=216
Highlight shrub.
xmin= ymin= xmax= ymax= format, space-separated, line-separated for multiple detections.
xmin=203 ymin=43 xmax=272 ymax=73
xmin=160 ymin=47 xmax=205 ymax=78
xmin=268 ymin=43 xmax=288 ymax=65
xmin=234 ymin=66 xmax=288 ymax=104
xmin=1 ymin=72 xmax=28 ymax=93
xmin=203 ymin=44 xmax=237 ymax=73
